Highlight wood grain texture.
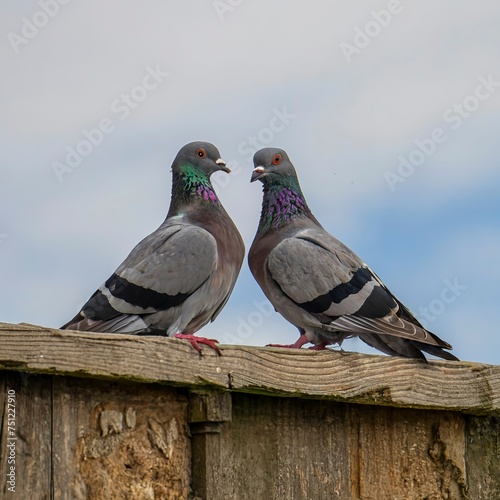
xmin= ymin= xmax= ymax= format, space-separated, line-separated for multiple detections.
xmin=188 ymin=392 xmax=232 ymax=499
xmin=51 ymin=377 xmax=191 ymax=499
xmin=0 ymin=322 xmax=499 ymax=414
xmin=0 ymin=371 xmax=52 ymax=500
xmin=466 ymin=415 xmax=500 ymax=499
xmin=216 ymin=394 xmax=469 ymax=500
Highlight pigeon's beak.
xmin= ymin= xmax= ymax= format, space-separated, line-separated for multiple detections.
xmin=251 ymin=166 xmax=266 ymax=183
xmin=216 ymin=158 xmax=231 ymax=173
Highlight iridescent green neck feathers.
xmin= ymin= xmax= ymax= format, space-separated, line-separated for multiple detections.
xmin=168 ymin=164 xmax=219 ymax=216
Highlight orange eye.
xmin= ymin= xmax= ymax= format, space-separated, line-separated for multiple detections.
xmin=196 ymin=148 xmax=207 ymax=158
xmin=271 ymin=153 xmax=282 ymax=165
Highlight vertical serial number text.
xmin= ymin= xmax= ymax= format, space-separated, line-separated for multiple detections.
xmin=6 ymin=388 xmax=16 ymax=493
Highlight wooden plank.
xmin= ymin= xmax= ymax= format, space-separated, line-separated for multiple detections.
xmin=217 ymin=394 xmax=353 ymax=499
xmin=0 ymin=322 xmax=499 ymax=414
xmin=215 ymin=394 xmax=470 ymax=499
xmin=466 ymin=415 xmax=500 ymax=499
xmin=354 ymin=406 xmax=467 ymax=499
xmin=0 ymin=322 xmax=228 ymax=387
xmin=188 ymin=391 xmax=232 ymax=499
xmin=51 ymin=376 xmax=191 ymax=499
xmin=0 ymin=371 xmax=52 ymax=499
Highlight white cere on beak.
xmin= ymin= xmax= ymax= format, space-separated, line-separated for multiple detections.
xmin=216 ymin=158 xmax=230 ymax=173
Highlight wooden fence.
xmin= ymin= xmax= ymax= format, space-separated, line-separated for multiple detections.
xmin=0 ymin=322 xmax=499 ymax=499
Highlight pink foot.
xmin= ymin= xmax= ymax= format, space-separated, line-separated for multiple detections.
xmin=267 ymin=334 xmax=329 ymax=350
xmin=267 ymin=333 xmax=310 ymax=349
xmin=174 ymin=333 xmax=222 ymax=355
xmin=308 ymin=342 xmax=328 ymax=351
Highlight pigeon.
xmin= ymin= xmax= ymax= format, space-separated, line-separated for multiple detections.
xmin=248 ymin=147 xmax=458 ymax=361
xmin=62 ymin=141 xmax=245 ymax=354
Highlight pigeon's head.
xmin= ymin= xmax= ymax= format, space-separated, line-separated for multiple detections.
xmin=250 ymin=148 xmax=297 ymax=184
xmin=173 ymin=141 xmax=230 ymax=176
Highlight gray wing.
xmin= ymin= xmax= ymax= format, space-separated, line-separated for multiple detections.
xmin=267 ymin=230 xmax=370 ymax=315
xmin=62 ymin=222 xmax=217 ymax=329
xmin=266 ymin=228 xmax=453 ymax=351
xmin=114 ymin=223 xmax=217 ymax=298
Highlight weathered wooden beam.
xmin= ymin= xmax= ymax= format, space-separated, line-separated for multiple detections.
xmin=0 ymin=372 xmax=52 ymax=497
xmin=0 ymin=322 xmax=499 ymax=415
xmin=188 ymin=391 xmax=232 ymax=499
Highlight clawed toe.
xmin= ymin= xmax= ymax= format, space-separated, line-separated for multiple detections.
xmin=174 ymin=334 xmax=222 ymax=356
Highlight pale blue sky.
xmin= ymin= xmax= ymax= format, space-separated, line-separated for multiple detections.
xmin=1 ymin=1 xmax=499 ymax=363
